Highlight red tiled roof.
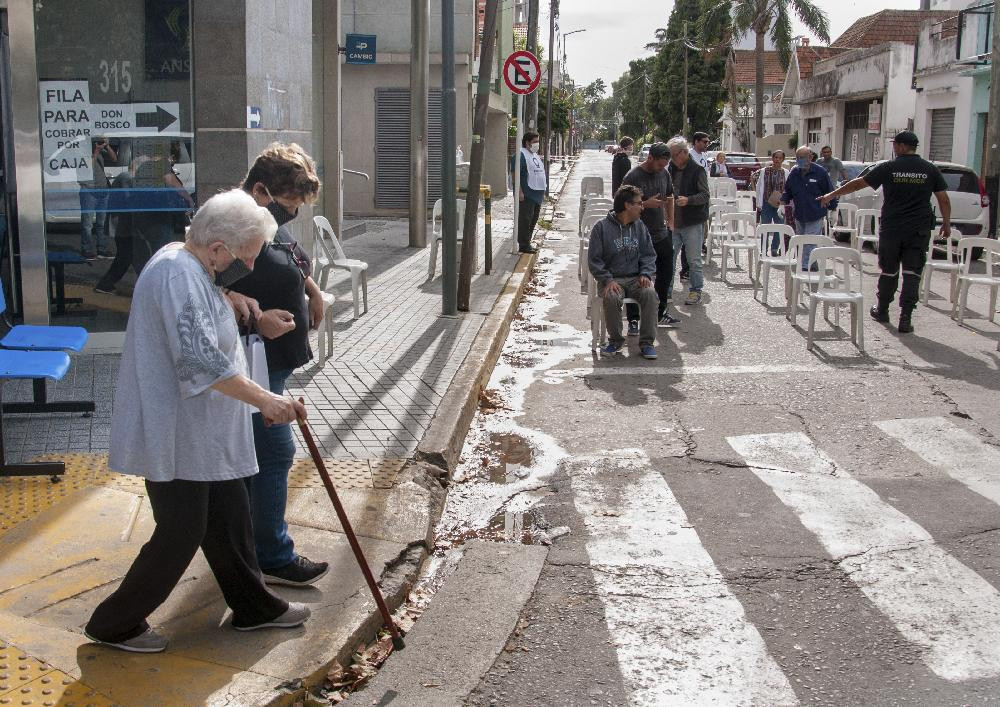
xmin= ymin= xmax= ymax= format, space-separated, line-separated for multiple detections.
xmin=832 ymin=9 xmax=954 ymax=48
xmin=730 ymin=49 xmax=786 ymax=85
xmin=794 ymin=45 xmax=850 ymax=79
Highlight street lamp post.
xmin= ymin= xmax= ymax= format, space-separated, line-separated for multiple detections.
xmin=562 ymin=29 xmax=586 ymax=154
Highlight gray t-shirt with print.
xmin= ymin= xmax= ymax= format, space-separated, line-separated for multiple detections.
xmin=108 ymin=244 xmax=258 ymax=482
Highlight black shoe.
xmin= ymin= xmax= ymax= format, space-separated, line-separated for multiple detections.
xmin=869 ymin=306 xmax=890 ymax=323
xmin=898 ymin=311 xmax=914 ymax=334
xmin=262 ymin=556 xmax=329 ymax=587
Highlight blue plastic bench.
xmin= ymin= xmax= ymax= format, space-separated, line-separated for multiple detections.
xmin=0 ymin=287 xmax=94 ymax=416
xmin=0 ymin=349 xmax=71 ymax=478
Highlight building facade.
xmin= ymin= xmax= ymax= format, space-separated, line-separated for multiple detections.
xmin=1 ymin=0 xmax=512 ymax=332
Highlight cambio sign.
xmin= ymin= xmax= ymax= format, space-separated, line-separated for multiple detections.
xmin=39 ymin=80 xmax=181 ymax=183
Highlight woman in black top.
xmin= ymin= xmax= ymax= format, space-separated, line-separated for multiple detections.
xmin=226 ymin=143 xmax=329 ymax=587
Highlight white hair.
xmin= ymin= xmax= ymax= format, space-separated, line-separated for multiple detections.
xmin=666 ymin=136 xmax=689 ymax=154
xmin=187 ymin=188 xmax=277 ymax=248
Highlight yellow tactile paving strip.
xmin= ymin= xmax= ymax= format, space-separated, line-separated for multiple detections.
xmin=0 ymin=642 xmax=114 ymax=706
xmin=1 ymin=454 xmax=407 ymax=537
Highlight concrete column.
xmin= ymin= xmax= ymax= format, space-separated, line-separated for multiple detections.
xmin=319 ymin=0 xmax=344 ymax=239
xmin=409 ymin=0 xmax=429 ymax=248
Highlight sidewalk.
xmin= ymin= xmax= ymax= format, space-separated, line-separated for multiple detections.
xmin=0 ymin=171 xmax=572 ymax=706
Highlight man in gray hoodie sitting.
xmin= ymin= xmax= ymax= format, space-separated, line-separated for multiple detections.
xmin=588 ymin=184 xmax=659 ymax=359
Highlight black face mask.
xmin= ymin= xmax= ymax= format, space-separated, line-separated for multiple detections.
xmin=213 ymin=244 xmax=252 ymax=288
xmin=267 ymin=199 xmax=298 ymax=227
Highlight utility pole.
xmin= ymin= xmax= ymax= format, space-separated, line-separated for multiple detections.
xmin=440 ymin=0 xmax=457 ymax=315
xmin=543 ymin=0 xmax=557 ymax=195
xmin=683 ymin=20 xmax=689 ymax=138
xmin=526 ymin=0 xmax=540 ymax=129
xmin=409 ymin=0 xmax=429 ymax=248
xmin=457 ymin=0 xmax=500 ymax=310
xmin=985 ymin=5 xmax=1000 ymax=236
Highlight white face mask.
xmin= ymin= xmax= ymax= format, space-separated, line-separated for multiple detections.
xmin=529 ymin=142 xmax=540 ymax=154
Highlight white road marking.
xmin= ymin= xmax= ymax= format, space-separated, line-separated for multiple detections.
xmin=876 ymin=417 xmax=1000 ymax=508
xmin=547 ymin=361 xmax=935 ymax=378
xmin=727 ymin=432 xmax=1000 ymax=682
xmin=571 ymin=450 xmax=797 ymax=706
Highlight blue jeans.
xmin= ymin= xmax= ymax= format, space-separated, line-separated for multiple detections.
xmin=760 ymin=203 xmax=784 ymax=255
xmin=80 ymin=188 xmax=110 ymax=255
xmin=795 ymin=218 xmax=825 ymax=271
xmin=245 ymin=367 xmax=297 ymax=570
xmin=671 ymin=223 xmax=705 ymax=292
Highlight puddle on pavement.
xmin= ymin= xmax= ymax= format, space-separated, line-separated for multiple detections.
xmin=483 ymin=432 xmax=535 ymax=483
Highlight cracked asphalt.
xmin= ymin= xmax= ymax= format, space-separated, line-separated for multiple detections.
xmin=453 ymin=150 xmax=1000 ymax=706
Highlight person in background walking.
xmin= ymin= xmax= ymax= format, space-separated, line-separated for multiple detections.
xmin=611 ymin=136 xmax=634 ymax=194
xmin=780 ymin=146 xmax=837 ymax=267
xmin=709 ymin=152 xmax=730 ymax=178
xmin=681 ymin=132 xmax=711 ymax=281
xmin=817 ymin=146 xmax=848 ymax=184
xmin=84 ymin=189 xmax=310 ymax=654
xmin=819 ymin=131 xmax=950 ymax=334
xmin=512 ymin=131 xmax=545 ymax=254
xmin=666 ymin=136 xmax=711 ymax=306
xmin=589 ymin=185 xmax=659 ymax=360
xmin=752 ymin=150 xmax=789 ymax=255
xmin=79 ymin=136 xmax=117 ymax=260
xmin=622 ymin=142 xmax=680 ymax=329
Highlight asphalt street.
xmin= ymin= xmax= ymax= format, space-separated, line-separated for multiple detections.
xmin=437 ymin=150 xmax=1000 ymax=706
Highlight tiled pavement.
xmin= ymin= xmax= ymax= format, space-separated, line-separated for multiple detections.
xmin=1 ymin=170 xmax=571 ymax=463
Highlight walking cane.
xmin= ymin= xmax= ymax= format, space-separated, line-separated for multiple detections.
xmin=296 ymin=400 xmax=405 ymax=650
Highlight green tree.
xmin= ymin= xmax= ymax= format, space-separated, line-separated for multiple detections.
xmin=538 ymin=86 xmax=572 ymax=144
xmin=648 ymin=0 xmax=727 ymax=140
xmin=613 ymin=57 xmax=654 ymax=141
xmin=702 ymin=0 xmax=830 ymax=148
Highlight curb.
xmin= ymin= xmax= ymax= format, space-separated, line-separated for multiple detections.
xmin=414 ymin=250 xmax=539 ymax=475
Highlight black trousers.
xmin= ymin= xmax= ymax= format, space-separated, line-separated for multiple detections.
xmin=876 ymin=229 xmax=931 ymax=312
xmin=517 ymin=199 xmax=542 ymax=250
xmin=96 ymin=235 xmax=134 ymax=291
xmin=86 ymin=478 xmax=288 ymax=642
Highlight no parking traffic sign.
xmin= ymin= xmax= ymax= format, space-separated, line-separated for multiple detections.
xmin=503 ymin=51 xmax=541 ymax=95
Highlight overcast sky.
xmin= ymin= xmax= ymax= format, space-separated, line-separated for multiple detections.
xmin=543 ymin=0 xmax=925 ymax=90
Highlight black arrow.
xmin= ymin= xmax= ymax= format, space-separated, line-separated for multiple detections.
xmin=136 ymin=105 xmax=177 ymax=132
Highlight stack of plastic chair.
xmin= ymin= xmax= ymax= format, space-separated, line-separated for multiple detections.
xmin=719 ymin=212 xmax=757 ymax=283
xmin=714 ymin=177 xmax=738 ymax=208
xmin=786 ymin=234 xmax=837 ymax=326
xmin=805 ymin=246 xmax=865 ymax=354
xmin=579 ymin=211 xmax=606 ymax=292
xmin=753 ymin=223 xmax=795 ymax=306
xmin=920 ymin=234 xmax=960 ymax=305
xmin=704 ymin=203 xmax=734 ymax=266
xmin=952 ymin=237 xmax=1000 ymax=326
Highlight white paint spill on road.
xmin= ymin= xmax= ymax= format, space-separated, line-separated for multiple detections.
xmin=571 ymin=450 xmax=798 ymax=707
xmin=876 ymin=417 xmax=1000 ymax=508
xmin=547 ymin=363 xmax=824 ymax=378
xmin=727 ymin=432 xmax=1000 ymax=682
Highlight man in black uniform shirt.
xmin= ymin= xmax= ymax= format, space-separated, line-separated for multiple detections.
xmin=819 ymin=131 xmax=951 ymax=334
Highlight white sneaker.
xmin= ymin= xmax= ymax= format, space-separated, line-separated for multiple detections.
xmin=233 ymin=602 xmax=311 ymax=631
xmin=84 ymin=627 xmax=168 ymax=653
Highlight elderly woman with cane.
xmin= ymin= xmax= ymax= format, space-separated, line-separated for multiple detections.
xmin=84 ymin=189 xmax=309 ymax=653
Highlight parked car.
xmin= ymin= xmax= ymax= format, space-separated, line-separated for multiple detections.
xmin=844 ymin=161 xmax=990 ymax=258
xmin=719 ymin=152 xmax=761 ymax=190
xmin=638 ymin=143 xmax=652 ymax=161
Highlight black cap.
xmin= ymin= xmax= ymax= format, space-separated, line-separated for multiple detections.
xmin=893 ymin=131 xmax=919 ymax=147
xmin=649 ymin=142 xmax=670 ymax=159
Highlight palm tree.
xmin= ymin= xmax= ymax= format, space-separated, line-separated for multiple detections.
xmin=702 ymin=0 xmax=830 ymax=150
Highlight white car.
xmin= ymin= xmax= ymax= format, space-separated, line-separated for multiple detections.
xmin=638 ymin=143 xmax=652 ymax=161
xmin=842 ymin=161 xmax=990 ymax=258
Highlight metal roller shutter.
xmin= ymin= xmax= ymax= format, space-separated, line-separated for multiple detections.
xmin=928 ymin=108 xmax=955 ymax=162
xmin=374 ymin=88 xmax=442 ymax=210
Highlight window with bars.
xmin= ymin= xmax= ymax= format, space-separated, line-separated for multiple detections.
xmin=806 ymin=118 xmax=822 ymax=144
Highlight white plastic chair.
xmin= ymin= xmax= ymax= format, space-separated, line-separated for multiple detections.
xmin=920 ymin=235 xmax=960 ymax=305
xmin=313 ymin=216 xmax=369 ymax=320
xmin=428 ymin=198 xmax=470 ymax=281
xmin=852 ymin=209 xmax=879 ymax=254
xmin=705 ymin=203 xmax=734 ymax=266
xmin=736 ymin=192 xmax=755 ymax=214
xmin=587 ymin=274 xmax=639 ymax=349
xmin=719 ymin=212 xmax=757 ymax=283
xmin=715 ymin=177 xmax=738 ymax=206
xmin=805 ymin=246 xmax=865 ymax=353
xmin=952 ymin=237 xmax=1000 ymax=326
xmin=753 ymin=223 xmax=795 ymax=306
xmin=787 ymin=234 xmax=836 ymax=326
xmin=580 ymin=199 xmax=612 ymax=229
xmin=828 ymin=203 xmax=858 ymax=243
xmin=578 ymin=212 xmax=606 ymax=289
xmin=581 ymin=176 xmax=604 ymax=198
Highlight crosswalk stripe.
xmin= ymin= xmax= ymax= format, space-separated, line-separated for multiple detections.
xmin=727 ymin=431 xmax=1000 ymax=682
xmin=875 ymin=416 xmax=1000 ymax=508
xmin=571 ymin=451 xmax=797 ymax=706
